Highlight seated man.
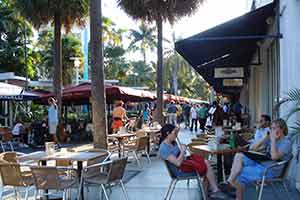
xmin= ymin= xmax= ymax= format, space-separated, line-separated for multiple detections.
xmin=224 ymin=118 xmax=292 ymax=200
xmin=250 ymin=114 xmax=271 ymax=146
xmin=159 ymin=124 xmax=226 ymax=199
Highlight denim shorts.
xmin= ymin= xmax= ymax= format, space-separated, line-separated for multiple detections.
xmin=236 ymin=155 xmax=273 ymax=185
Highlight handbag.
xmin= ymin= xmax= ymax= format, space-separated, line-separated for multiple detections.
xmin=180 ymin=154 xmax=207 ymax=176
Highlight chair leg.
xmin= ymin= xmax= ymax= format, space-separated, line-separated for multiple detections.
xmin=77 ymin=175 xmax=84 ymax=200
xmin=283 ymin=181 xmax=293 ymax=200
xmin=164 ymin=180 xmax=175 ymax=200
xmin=0 ymin=142 xmax=5 ymax=152
xmin=168 ymin=180 xmax=177 ymax=200
xmin=120 ymin=180 xmax=129 ymax=200
xmin=101 ymin=184 xmax=109 ymax=200
xmin=145 ymin=151 xmax=151 ymax=165
xmin=258 ymin=175 xmax=266 ymax=200
xmin=133 ymin=151 xmax=142 ymax=168
xmin=24 ymin=187 xmax=29 ymax=200
xmin=63 ymin=190 xmax=67 ymax=200
xmin=197 ymin=177 xmax=207 ymax=200
xmin=9 ymin=141 xmax=14 ymax=152
xmin=187 ymin=180 xmax=190 ymax=187
xmin=14 ymin=187 xmax=18 ymax=200
xmin=34 ymin=189 xmax=38 ymax=200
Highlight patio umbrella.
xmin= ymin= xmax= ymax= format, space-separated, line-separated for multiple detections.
xmin=0 ymin=82 xmax=39 ymax=101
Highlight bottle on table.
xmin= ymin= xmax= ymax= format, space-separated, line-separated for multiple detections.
xmin=229 ymin=131 xmax=236 ymax=149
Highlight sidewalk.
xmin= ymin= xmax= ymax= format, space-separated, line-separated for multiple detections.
xmin=3 ymin=127 xmax=300 ymax=199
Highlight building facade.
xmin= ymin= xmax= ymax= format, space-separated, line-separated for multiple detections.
xmin=245 ymin=0 xmax=300 ymax=190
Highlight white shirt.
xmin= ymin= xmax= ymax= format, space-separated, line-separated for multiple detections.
xmin=254 ymin=127 xmax=270 ymax=141
xmin=12 ymin=123 xmax=23 ymax=136
xmin=191 ymin=107 xmax=197 ymax=119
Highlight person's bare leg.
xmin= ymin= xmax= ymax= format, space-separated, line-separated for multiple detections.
xmin=228 ymin=153 xmax=244 ymax=183
xmin=204 ymin=160 xmax=219 ymax=192
xmin=230 ymin=180 xmax=244 ymax=200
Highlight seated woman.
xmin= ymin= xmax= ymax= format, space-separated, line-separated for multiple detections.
xmin=223 ymin=118 xmax=292 ymax=200
xmin=159 ymin=124 xmax=226 ymax=199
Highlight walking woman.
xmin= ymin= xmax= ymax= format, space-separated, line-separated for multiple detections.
xmin=112 ymin=101 xmax=128 ymax=133
xmin=48 ymin=97 xmax=58 ymax=143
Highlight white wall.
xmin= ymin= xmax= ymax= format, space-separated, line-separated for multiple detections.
xmin=279 ymin=0 xmax=300 ymax=188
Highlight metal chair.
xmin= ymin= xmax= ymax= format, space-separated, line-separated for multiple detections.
xmin=256 ymin=156 xmax=293 ymax=200
xmin=0 ymin=163 xmax=34 ymax=200
xmin=78 ymin=157 xmax=129 ymax=200
xmin=30 ymin=166 xmax=78 ymax=200
xmin=163 ymin=160 xmax=207 ymax=200
xmin=123 ymin=136 xmax=151 ymax=167
xmin=1 ymin=132 xmax=14 ymax=152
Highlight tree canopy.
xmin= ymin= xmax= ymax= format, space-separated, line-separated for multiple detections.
xmin=117 ymin=0 xmax=204 ymax=23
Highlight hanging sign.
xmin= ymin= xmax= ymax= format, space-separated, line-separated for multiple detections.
xmin=223 ymin=79 xmax=243 ymax=87
xmin=214 ymin=67 xmax=244 ymax=78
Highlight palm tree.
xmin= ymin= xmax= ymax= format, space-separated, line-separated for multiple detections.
xmin=14 ymin=0 xmax=89 ymax=140
xmin=274 ymin=88 xmax=300 ymax=138
xmin=129 ymin=22 xmax=156 ymax=64
xmin=117 ymin=0 xmax=205 ymax=125
xmin=90 ymin=0 xmax=107 ymax=148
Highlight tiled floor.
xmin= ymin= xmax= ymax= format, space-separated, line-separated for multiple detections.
xmin=2 ymin=127 xmax=300 ymax=200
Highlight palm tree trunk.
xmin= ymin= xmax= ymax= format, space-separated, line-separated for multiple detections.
xmin=90 ymin=0 xmax=107 ymax=148
xmin=142 ymin=48 xmax=146 ymax=65
xmin=172 ymin=33 xmax=178 ymax=95
xmin=156 ymin=18 xmax=164 ymax=125
xmin=54 ymin=12 xmax=62 ymax=141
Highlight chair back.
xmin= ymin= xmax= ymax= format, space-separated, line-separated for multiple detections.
xmin=136 ymin=136 xmax=149 ymax=151
xmin=107 ymin=157 xmax=128 ymax=183
xmin=31 ymin=166 xmax=60 ymax=190
xmin=86 ymin=149 xmax=110 ymax=166
xmin=279 ymin=156 xmax=293 ymax=179
xmin=2 ymin=132 xmax=13 ymax=142
xmin=0 ymin=163 xmax=24 ymax=186
xmin=0 ymin=152 xmax=17 ymax=163
xmin=136 ymin=130 xmax=147 ymax=137
xmin=163 ymin=160 xmax=177 ymax=179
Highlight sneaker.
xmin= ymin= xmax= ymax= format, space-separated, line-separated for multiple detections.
xmin=209 ymin=191 xmax=227 ymax=199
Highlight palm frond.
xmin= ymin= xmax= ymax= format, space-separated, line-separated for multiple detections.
xmin=117 ymin=0 xmax=205 ymax=24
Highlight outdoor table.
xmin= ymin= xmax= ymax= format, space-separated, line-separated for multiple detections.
xmin=18 ymin=150 xmax=108 ymax=200
xmin=108 ymin=133 xmax=136 ymax=157
xmin=189 ymin=144 xmax=238 ymax=183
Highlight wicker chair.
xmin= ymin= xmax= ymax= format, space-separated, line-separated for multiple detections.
xmin=0 ymin=163 xmax=34 ymax=200
xmin=123 ymin=136 xmax=151 ymax=167
xmin=30 ymin=166 xmax=78 ymax=200
xmin=78 ymin=157 xmax=129 ymax=200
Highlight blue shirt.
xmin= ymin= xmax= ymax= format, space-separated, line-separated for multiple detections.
xmin=167 ymin=104 xmax=177 ymax=114
xmin=143 ymin=109 xmax=150 ymax=121
xmin=159 ymin=142 xmax=195 ymax=177
xmin=261 ymin=136 xmax=292 ymax=176
xmin=48 ymin=105 xmax=58 ymax=124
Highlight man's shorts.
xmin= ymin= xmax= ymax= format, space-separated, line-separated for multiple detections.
xmin=236 ymin=154 xmax=273 ymax=185
xmin=49 ymin=123 xmax=58 ymax=135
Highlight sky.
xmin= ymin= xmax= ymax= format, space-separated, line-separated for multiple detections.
xmin=103 ymin=0 xmax=249 ymax=40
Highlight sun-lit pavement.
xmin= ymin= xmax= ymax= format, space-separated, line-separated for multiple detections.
xmin=3 ymin=127 xmax=300 ymax=200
